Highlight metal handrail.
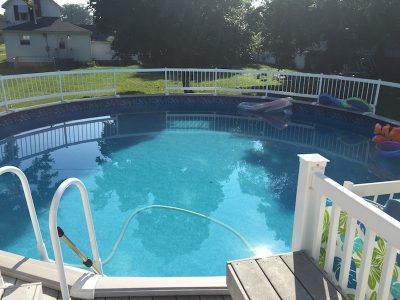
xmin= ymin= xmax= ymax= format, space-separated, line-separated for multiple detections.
xmin=49 ymin=178 xmax=103 ymax=300
xmin=0 ymin=166 xmax=49 ymax=262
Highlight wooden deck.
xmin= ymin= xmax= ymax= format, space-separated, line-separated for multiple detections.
xmin=1 ymin=274 xmax=232 ymax=300
xmin=227 ymin=251 xmax=346 ymax=300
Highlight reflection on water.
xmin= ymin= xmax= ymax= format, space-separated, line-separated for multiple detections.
xmin=0 ymin=111 xmax=399 ymax=276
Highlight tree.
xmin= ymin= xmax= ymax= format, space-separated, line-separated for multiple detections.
xmin=61 ymin=4 xmax=93 ymax=25
xmin=258 ymin=0 xmax=400 ymax=72
xmin=258 ymin=0 xmax=319 ymax=68
xmin=88 ymin=0 xmax=252 ymax=66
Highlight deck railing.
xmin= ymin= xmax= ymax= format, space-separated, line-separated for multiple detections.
xmin=0 ymin=68 xmax=399 ymax=114
xmin=293 ymin=154 xmax=400 ymax=300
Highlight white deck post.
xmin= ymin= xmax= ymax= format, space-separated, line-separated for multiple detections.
xmin=58 ymin=71 xmax=64 ymax=101
xmin=113 ymin=70 xmax=117 ymax=96
xmin=164 ymin=68 xmax=169 ymax=96
xmin=0 ymin=76 xmax=8 ymax=111
xmin=317 ymin=74 xmax=324 ymax=102
xmin=214 ymin=69 xmax=218 ymax=96
xmin=0 ymin=76 xmax=8 ymax=110
xmin=292 ymin=154 xmax=329 ymax=255
xmin=372 ymin=79 xmax=381 ymax=114
xmin=264 ymin=72 xmax=269 ymax=99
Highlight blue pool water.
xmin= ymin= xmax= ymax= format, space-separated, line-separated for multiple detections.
xmin=0 ymin=111 xmax=399 ymax=276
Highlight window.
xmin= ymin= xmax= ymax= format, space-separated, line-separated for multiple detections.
xmin=20 ymin=35 xmax=31 ymax=45
xmin=20 ymin=12 xmax=28 ymax=20
xmin=13 ymin=5 xmax=31 ymax=22
xmin=59 ymin=40 xmax=66 ymax=49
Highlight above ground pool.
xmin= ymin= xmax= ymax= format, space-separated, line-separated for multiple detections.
xmin=0 ymin=96 xmax=399 ymax=277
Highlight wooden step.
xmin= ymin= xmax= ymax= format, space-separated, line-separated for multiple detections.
xmin=1 ymin=282 xmax=43 ymax=300
xmin=227 ymin=251 xmax=346 ymax=300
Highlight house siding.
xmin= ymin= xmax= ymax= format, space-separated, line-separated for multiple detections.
xmin=3 ymin=0 xmax=61 ymax=25
xmin=3 ymin=31 xmax=92 ymax=62
xmin=39 ymin=0 xmax=61 ymax=18
xmin=3 ymin=0 xmax=30 ymax=26
xmin=91 ymin=41 xmax=115 ymax=61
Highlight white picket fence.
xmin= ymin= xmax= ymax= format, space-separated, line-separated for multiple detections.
xmin=293 ymin=154 xmax=400 ymax=300
xmin=0 ymin=68 xmax=399 ymax=114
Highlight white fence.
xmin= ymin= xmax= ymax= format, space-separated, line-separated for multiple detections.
xmin=0 ymin=68 xmax=399 ymax=114
xmin=0 ymin=68 xmax=400 ymax=112
xmin=293 ymin=154 xmax=400 ymax=300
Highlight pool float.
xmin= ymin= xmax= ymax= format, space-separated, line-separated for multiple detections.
xmin=238 ymin=97 xmax=292 ymax=114
xmin=377 ymin=141 xmax=400 ymax=158
xmin=345 ymin=97 xmax=373 ymax=113
xmin=373 ymin=123 xmax=400 ymax=143
xmin=318 ymin=93 xmax=351 ymax=109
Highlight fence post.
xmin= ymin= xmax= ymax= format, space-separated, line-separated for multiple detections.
xmin=214 ymin=69 xmax=218 ymax=96
xmin=164 ymin=68 xmax=169 ymax=96
xmin=316 ymin=73 xmax=324 ymax=103
xmin=292 ymin=154 xmax=330 ymax=255
xmin=0 ymin=76 xmax=9 ymax=111
xmin=372 ymin=79 xmax=382 ymax=115
xmin=57 ymin=70 xmax=64 ymax=102
xmin=113 ymin=70 xmax=117 ymax=97
xmin=264 ymin=72 xmax=269 ymax=99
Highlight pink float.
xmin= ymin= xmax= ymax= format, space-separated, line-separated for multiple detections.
xmin=238 ymin=97 xmax=292 ymax=114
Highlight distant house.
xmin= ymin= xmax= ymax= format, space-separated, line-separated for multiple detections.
xmin=1 ymin=0 xmax=118 ymax=64
xmin=80 ymin=25 xmax=117 ymax=62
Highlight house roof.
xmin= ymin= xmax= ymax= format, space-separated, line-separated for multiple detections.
xmin=3 ymin=17 xmax=91 ymax=33
xmin=1 ymin=0 xmax=62 ymax=9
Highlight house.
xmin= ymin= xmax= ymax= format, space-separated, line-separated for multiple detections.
xmin=1 ymin=0 xmax=118 ymax=64
xmin=80 ymin=25 xmax=117 ymax=62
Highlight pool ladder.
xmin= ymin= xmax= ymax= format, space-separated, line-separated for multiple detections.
xmin=49 ymin=178 xmax=103 ymax=300
xmin=0 ymin=167 xmax=103 ymax=300
xmin=0 ymin=166 xmax=49 ymax=262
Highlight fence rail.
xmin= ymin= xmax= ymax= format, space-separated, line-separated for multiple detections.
xmin=293 ymin=154 xmax=400 ymax=300
xmin=0 ymin=68 xmax=399 ymax=114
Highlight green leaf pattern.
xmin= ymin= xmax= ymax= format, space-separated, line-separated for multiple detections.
xmin=318 ymin=204 xmax=400 ymax=299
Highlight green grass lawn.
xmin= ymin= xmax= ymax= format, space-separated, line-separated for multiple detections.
xmin=0 ymin=42 xmax=295 ymax=110
xmin=0 ymin=43 xmax=398 ymax=120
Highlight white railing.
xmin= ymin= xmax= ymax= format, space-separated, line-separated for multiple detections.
xmin=0 ymin=68 xmax=399 ymax=115
xmin=0 ymin=166 xmax=49 ymax=262
xmin=49 ymin=178 xmax=103 ymax=300
xmin=293 ymin=154 xmax=400 ymax=300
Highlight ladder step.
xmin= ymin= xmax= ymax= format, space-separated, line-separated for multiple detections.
xmin=1 ymin=282 xmax=43 ymax=300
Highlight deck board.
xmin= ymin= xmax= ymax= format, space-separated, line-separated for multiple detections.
xmin=227 ymin=251 xmax=345 ymax=300
xmin=281 ymin=252 xmax=343 ymax=300
xmin=230 ymin=260 xmax=280 ymax=300
xmin=257 ymin=256 xmax=313 ymax=300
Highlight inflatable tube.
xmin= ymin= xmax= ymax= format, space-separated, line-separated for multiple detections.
xmin=373 ymin=123 xmax=400 ymax=143
xmin=318 ymin=93 xmax=351 ymax=109
xmin=346 ymin=97 xmax=373 ymax=113
xmin=238 ymin=97 xmax=292 ymax=113
xmin=378 ymin=141 xmax=400 ymax=158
